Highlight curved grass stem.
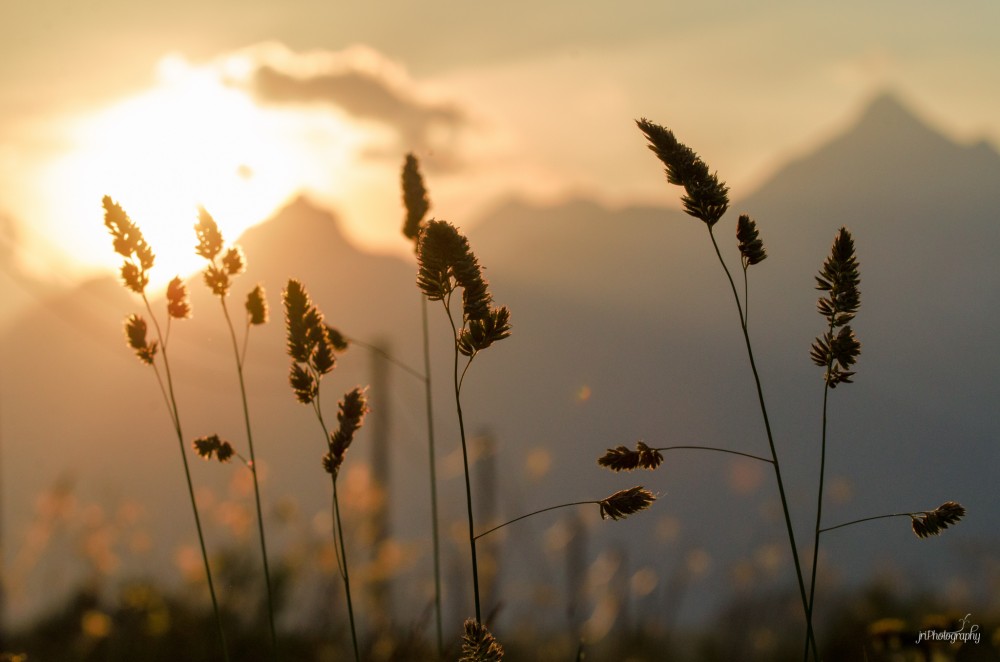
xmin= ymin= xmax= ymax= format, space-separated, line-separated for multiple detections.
xmin=474 ymin=501 xmax=596 ymax=541
xmin=706 ymin=227 xmax=817 ymax=661
xmin=654 ymin=445 xmax=773 ymax=464
xmin=444 ymin=297 xmax=482 ymax=623
xmin=142 ymin=294 xmax=229 ymax=662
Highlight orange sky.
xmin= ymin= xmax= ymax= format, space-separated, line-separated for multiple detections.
xmin=2 ymin=2 xmax=999 ymax=288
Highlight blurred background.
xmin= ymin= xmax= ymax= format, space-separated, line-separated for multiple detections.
xmin=1 ymin=2 xmax=998 ymax=659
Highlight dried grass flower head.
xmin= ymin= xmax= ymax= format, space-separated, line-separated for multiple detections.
xmin=323 ymin=387 xmax=370 ymax=476
xmin=460 ymin=619 xmax=504 ymax=662
xmin=193 ymin=434 xmax=235 ymax=463
xmin=417 ymin=219 xmax=512 ymax=354
xmin=736 ymin=214 xmax=767 ymax=267
xmin=124 ymin=313 xmax=157 ymax=365
xmin=598 ymin=441 xmax=664 ymax=471
xmin=635 ymin=119 xmax=729 ymax=227
xmin=283 ymin=279 xmax=339 ymax=404
xmin=911 ymin=501 xmax=966 ymax=539
xmin=811 ymin=227 xmax=862 ymax=387
xmin=402 ymin=153 xmax=430 ymax=243
xmin=166 ymin=276 xmax=192 ymax=319
xmin=195 ymin=206 xmax=224 ymax=261
xmin=245 ymin=285 xmax=268 ymax=325
xmin=598 ymin=486 xmax=656 ymax=521
xmin=103 ymin=196 xmax=155 ymax=293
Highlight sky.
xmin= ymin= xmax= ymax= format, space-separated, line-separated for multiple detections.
xmin=2 ymin=0 xmax=999 ymax=290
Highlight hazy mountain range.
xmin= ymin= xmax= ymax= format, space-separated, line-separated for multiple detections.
xmin=1 ymin=92 xmax=997 ymax=633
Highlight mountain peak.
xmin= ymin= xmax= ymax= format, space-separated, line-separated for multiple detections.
xmin=847 ymin=90 xmax=942 ymax=147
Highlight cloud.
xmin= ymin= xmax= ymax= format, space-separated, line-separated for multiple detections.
xmin=244 ymin=46 xmax=468 ymax=161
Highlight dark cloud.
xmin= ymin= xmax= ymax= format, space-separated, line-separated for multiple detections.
xmin=252 ymin=65 xmax=466 ymax=156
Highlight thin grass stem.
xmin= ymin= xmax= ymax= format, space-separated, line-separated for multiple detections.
xmin=654 ymin=445 xmax=773 ymax=464
xmin=805 ymin=329 xmax=835 ymax=662
xmin=332 ymin=479 xmax=360 ymax=662
xmin=444 ymin=297 xmax=482 ymax=623
xmin=473 ymin=501 xmax=595 ymax=541
xmin=347 ymin=336 xmax=425 ymax=381
xmin=315 ymin=406 xmax=360 ymax=661
xmin=142 ymin=294 xmax=229 ymax=661
xmin=819 ymin=513 xmax=917 ymax=534
xmin=420 ymin=295 xmax=445 ymax=656
xmin=218 ymin=296 xmax=278 ymax=660
xmin=706 ymin=226 xmax=817 ymax=661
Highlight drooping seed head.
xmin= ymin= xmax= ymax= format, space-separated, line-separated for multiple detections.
xmin=598 ymin=441 xmax=664 ymax=472
xmin=166 ymin=276 xmax=192 ymax=319
xmin=635 ymin=119 xmax=729 ymax=227
xmin=911 ymin=501 xmax=966 ymax=539
xmin=192 ymin=434 xmax=235 ymax=463
xmin=324 ymin=324 xmax=350 ymax=352
xmin=598 ymin=486 xmax=656 ymax=521
xmin=458 ymin=305 xmax=512 ymax=357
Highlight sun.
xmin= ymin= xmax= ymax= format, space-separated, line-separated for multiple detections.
xmin=38 ymin=53 xmax=364 ymax=290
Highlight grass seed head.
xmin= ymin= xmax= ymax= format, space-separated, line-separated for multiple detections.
xmin=222 ymin=245 xmax=245 ymax=276
xmin=402 ymin=153 xmax=431 ymax=243
xmin=289 ymin=362 xmax=318 ymax=404
xmin=737 ymin=214 xmax=767 ymax=267
xmin=813 ymin=227 xmax=862 ymax=386
xmin=458 ymin=305 xmax=512 ymax=357
xmin=599 ymin=486 xmax=656 ymax=521
xmin=326 ymin=387 xmax=370 ymax=475
xmin=598 ymin=441 xmax=664 ymax=472
xmin=166 ymin=276 xmax=192 ymax=319
xmin=194 ymin=207 xmax=224 ymax=261
xmin=192 ymin=434 xmax=235 ymax=463
xmin=635 ymin=119 xmax=729 ymax=227
xmin=911 ymin=501 xmax=966 ymax=539
xmin=246 ymin=285 xmax=268 ymax=325
xmin=460 ymin=619 xmax=504 ymax=662
xmin=203 ymin=264 xmax=230 ymax=297
xmin=124 ymin=314 xmax=157 ymax=365
xmin=103 ymin=196 xmax=154 ymax=270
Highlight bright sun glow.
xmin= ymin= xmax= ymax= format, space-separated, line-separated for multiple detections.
xmin=38 ymin=54 xmax=366 ymax=289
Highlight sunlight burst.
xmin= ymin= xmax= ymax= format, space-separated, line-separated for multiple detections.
xmin=44 ymin=54 xmax=365 ymax=287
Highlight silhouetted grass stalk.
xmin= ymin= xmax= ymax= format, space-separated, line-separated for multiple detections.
xmin=707 ymin=224 xmax=816 ymax=659
xmin=402 ymin=153 xmax=444 ymax=653
xmin=102 ymin=197 xmax=230 ymax=661
xmin=420 ymin=295 xmax=445 ymax=654
xmin=473 ymin=486 xmax=657 ymax=541
xmin=416 ymin=218 xmax=512 ymax=626
xmin=804 ymin=228 xmax=861 ymax=661
xmin=194 ymin=208 xmax=278 ymax=659
xmin=634 ymin=122 xmax=818 ymax=658
xmin=445 ymin=294 xmax=482 ymax=622
xmin=283 ymin=280 xmax=366 ymax=662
